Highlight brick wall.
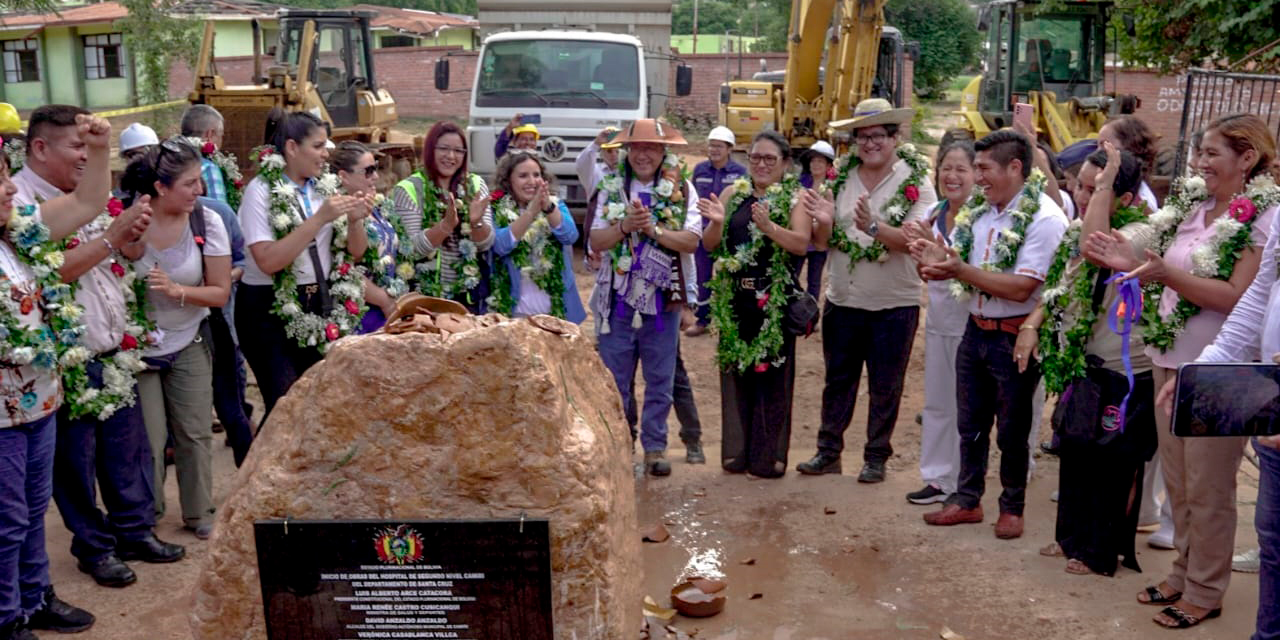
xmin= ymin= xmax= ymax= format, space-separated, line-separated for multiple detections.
xmin=1107 ymin=67 xmax=1188 ymax=151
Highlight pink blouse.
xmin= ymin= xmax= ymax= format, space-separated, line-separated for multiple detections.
xmin=1147 ymin=199 xmax=1277 ymax=369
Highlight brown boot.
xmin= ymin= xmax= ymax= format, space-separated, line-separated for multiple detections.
xmin=923 ymin=504 xmax=984 ymax=526
xmin=995 ymin=513 xmax=1024 ymax=539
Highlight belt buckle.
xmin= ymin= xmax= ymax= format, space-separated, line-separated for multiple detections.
xmin=741 ymin=278 xmax=755 ymax=291
xmin=304 ymin=284 xmax=319 ymax=295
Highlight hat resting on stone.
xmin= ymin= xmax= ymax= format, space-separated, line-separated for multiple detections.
xmin=830 ymin=98 xmax=913 ymax=132
xmin=611 ymin=118 xmax=687 ymax=147
xmin=120 ymin=123 xmax=159 ymax=153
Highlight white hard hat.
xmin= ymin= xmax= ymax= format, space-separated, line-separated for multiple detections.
xmin=119 ymin=123 xmax=159 ymax=153
xmin=807 ymin=140 xmax=836 ymax=160
xmin=707 ymin=126 xmax=736 ymax=146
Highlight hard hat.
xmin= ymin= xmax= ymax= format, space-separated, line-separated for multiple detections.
xmin=119 ymin=123 xmax=159 ymax=153
xmin=805 ymin=141 xmax=836 ymax=161
xmin=707 ymin=126 xmax=736 ymax=146
xmin=512 ymin=123 xmax=540 ymax=140
xmin=0 ymin=103 xmax=19 ymax=134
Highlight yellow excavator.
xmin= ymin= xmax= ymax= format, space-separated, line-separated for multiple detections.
xmin=717 ymin=0 xmax=909 ymax=149
xmin=188 ymin=9 xmax=412 ymax=176
xmin=957 ymin=0 xmax=1124 ymax=151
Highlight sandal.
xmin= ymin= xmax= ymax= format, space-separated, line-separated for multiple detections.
xmin=1153 ymin=605 xmax=1221 ymax=629
xmin=1137 ymin=585 xmax=1183 ymax=605
xmin=1039 ymin=542 xmax=1064 ymax=557
xmin=1064 ymin=559 xmax=1093 ymax=575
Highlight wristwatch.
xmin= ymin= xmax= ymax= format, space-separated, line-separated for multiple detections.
xmin=867 ymin=220 xmax=880 ymax=237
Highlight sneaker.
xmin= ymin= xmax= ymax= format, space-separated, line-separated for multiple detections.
xmin=796 ymin=452 xmax=841 ymax=475
xmin=24 ymin=586 xmax=94 ymax=633
xmin=644 ymin=451 xmax=671 ymax=477
xmin=684 ymin=441 xmax=706 ymax=465
xmin=1148 ymin=526 xmax=1175 ymax=550
xmin=1050 ymin=490 xmax=1059 ymax=503
xmin=906 ymin=485 xmax=948 ymax=505
xmin=1233 ymin=548 xmax=1261 ymax=573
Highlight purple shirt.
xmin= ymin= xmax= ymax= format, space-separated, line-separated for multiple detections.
xmin=691 ymin=159 xmax=747 ymax=200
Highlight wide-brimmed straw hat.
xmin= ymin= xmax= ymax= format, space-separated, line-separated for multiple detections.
xmin=830 ymin=98 xmax=913 ymax=132
xmin=611 ymin=118 xmax=687 ymax=146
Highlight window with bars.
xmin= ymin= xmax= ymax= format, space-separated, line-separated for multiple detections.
xmin=2 ymin=39 xmax=40 ymax=83
xmin=83 ymin=33 xmax=123 ymax=79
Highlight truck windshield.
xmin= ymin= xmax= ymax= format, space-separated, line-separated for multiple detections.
xmin=477 ymin=40 xmax=640 ymax=110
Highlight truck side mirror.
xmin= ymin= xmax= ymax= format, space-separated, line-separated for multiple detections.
xmin=976 ymin=6 xmax=991 ymax=32
xmin=676 ymin=64 xmax=693 ymax=97
xmin=719 ymin=84 xmax=730 ymax=104
xmin=434 ymin=59 xmax=450 ymax=91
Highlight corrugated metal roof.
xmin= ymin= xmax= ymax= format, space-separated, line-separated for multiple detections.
xmin=349 ymin=4 xmax=477 ymax=37
xmin=0 ymin=1 xmax=128 ymax=30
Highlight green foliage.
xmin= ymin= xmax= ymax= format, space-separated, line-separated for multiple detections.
xmin=886 ymin=0 xmax=981 ymax=98
xmin=276 ymin=0 xmax=476 ymax=11
xmin=910 ymin=104 xmax=936 ymax=145
xmin=1038 ymin=0 xmax=1280 ymax=72
xmin=118 ymin=0 xmax=200 ymax=104
xmin=0 ymin=0 xmax=56 ymax=11
xmin=749 ymin=0 xmax=791 ymax=53
xmin=672 ymin=0 xmax=742 ymax=35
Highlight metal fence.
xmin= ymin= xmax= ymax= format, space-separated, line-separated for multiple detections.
xmin=1174 ymin=69 xmax=1280 ymax=177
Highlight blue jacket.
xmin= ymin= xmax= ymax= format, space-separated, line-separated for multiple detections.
xmin=691 ymin=159 xmax=748 ymax=200
xmin=492 ymin=200 xmax=586 ymax=324
xmin=199 ymin=196 xmax=245 ymax=268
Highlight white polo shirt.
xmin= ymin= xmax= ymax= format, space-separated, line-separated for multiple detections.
xmin=967 ymin=189 xmax=1068 ymax=318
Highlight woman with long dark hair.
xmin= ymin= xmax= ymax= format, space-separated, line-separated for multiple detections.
xmin=390 ymin=121 xmax=494 ymax=312
xmin=122 ymin=138 xmax=231 ymax=539
xmin=330 ymin=141 xmax=401 ymax=332
xmin=235 ymin=108 xmax=371 ymax=423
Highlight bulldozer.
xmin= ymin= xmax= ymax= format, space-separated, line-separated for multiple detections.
xmin=717 ymin=0 xmax=911 ymax=150
xmin=957 ymin=0 xmax=1125 ymax=151
xmin=188 ymin=9 xmax=415 ymax=180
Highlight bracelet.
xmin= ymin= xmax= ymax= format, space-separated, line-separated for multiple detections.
xmin=179 ymin=287 xmax=186 ymax=308
xmin=102 ymin=236 xmax=115 ymax=253
xmin=1018 ymin=324 xmax=1038 ymax=332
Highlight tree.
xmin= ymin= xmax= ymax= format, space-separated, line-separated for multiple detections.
xmin=671 ymin=0 xmax=742 ymax=35
xmin=276 ymin=0 xmax=477 ymax=11
xmin=1106 ymin=0 xmax=1280 ymax=73
xmin=118 ymin=0 xmax=201 ymax=104
xmin=885 ymin=0 xmax=980 ymax=97
xmin=0 ymin=0 xmax=56 ymax=12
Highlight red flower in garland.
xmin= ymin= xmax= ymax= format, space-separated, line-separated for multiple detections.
xmin=65 ymin=237 xmax=80 ymax=250
xmin=1229 ymin=196 xmax=1257 ymax=223
xmin=754 ymin=363 xmax=769 ymax=373
xmin=825 ymin=167 xmax=837 ymax=181
xmin=338 ymin=263 xmax=352 ymax=276
xmin=109 ymin=262 xmax=125 ymax=278
xmin=324 ymin=323 xmax=340 ymax=341
xmin=904 ymin=185 xmax=920 ymax=204
xmin=106 ymin=198 xmax=124 ymax=217
xmin=756 ymin=293 xmax=770 ymax=310
xmin=490 ymin=189 xmax=505 ymax=201
xmin=201 ymin=141 xmax=216 ymax=155
xmin=120 ymin=334 xmax=138 ymax=351
xmin=344 ymin=299 xmax=359 ymax=315
xmin=233 ymin=178 xmax=244 ymax=189
xmin=193 ymin=235 xmax=205 ymax=246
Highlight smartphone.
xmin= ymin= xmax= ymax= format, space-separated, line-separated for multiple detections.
xmin=1014 ymin=102 xmax=1034 ymax=132
xmin=520 ymin=113 xmax=542 ymax=125
xmin=638 ymin=192 xmax=652 ymax=208
xmin=1172 ymin=363 xmax=1280 ymax=437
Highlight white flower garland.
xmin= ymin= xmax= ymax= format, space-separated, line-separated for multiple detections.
xmin=948 ymin=169 xmax=1047 ymax=300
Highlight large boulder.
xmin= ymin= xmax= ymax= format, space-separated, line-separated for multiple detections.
xmin=190 ymin=316 xmax=641 ymax=639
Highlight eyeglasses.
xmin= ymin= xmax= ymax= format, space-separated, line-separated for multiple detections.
xmin=436 ymin=146 xmax=467 ymax=157
xmin=359 ymin=165 xmax=377 ymax=177
xmin=748 ymin=154 xmax=781 ymax=167
xmin=854 ymin=132 xmax=891 ymax=146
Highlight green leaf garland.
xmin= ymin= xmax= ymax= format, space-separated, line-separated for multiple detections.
xmin=826 ymin=143 xmax=931 ymax=267
xmin=486 ymin=194 xmax=569 ymax=319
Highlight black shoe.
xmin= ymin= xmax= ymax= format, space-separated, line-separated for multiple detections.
xmin=25 ymin=586 xmax=94 ymax=633
xmin=0 ymin=619 xmax=35 ymax=640
xmin=906 ymin=484 xmax=948 ymax=505
xmin=796 ymin=452 xmax=841 ymax=475
xmin=1039 ymin=441 xmax=1060 ymax=456
xmin=857 ymin=461 xmax=886 ymax=483
xmin=117 ymin=533 xmax=186 ymax=564
xmin=76 ymin=553 xmax=136 ymax=588
xmin=684 ymin=441 xmax=706 ymax=465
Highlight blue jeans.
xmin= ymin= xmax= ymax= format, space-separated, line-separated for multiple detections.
xmin=0 ymin=414 xmax=55 ymax=626
xmin=52 ymin=362 xmax=156 ymax=563
xmin=693 ymin=243 xmax=713 ymax=327
xmin=1255 ymin=439 xmax=1280 ymax=640
xmin=596 ymin=301 xmax=681 ymax=453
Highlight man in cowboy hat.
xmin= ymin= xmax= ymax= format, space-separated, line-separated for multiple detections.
xmin=797 ymin=97 xmax=937 ymax=484
xmin=589 ymin=118 xmax=703 ymax=476
xmin=911 ymin=129 xmax=1066 ymax=539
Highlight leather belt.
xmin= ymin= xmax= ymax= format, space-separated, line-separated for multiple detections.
xmin=738 ymin=277 xmax=767 ymax=291
xmin=970 ymin=313 xmax=1028 ymax=336
xmin=302 ymin=284 xmax=320 ymax=295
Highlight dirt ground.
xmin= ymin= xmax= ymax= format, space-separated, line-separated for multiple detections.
xmin=34 ymin=113 xmax=1264 ymax=639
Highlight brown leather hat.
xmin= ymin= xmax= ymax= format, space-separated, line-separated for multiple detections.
xmin=611 ymin=118 xmax=687 ymax=146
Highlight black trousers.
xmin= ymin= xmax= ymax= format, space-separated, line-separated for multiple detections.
xmin=720 ymin=335 xmax=795 ymax=477
xmin=815 ymin=303 xmax=919 ymax=464
xmin=946 ymin=318 xmax=1042 ymax=515
xmin=235 ymin=284 xmax=324 ymax=429
xmin=209 ymin=307 xmax=253 ymax=466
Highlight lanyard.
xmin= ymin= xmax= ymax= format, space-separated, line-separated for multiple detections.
xmin=294 ymin=179 xmax=314 ymax=220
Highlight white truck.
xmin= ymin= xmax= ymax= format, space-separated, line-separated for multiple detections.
xmin=433 ymin=0 xmax=692 ymax=218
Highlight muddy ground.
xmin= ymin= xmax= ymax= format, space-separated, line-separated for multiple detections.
xmin=37 ymin=118 xmax=1264 ymax=638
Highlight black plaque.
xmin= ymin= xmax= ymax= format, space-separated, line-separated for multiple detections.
xmin=254 ymin=519 xmax=553 ymax=640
